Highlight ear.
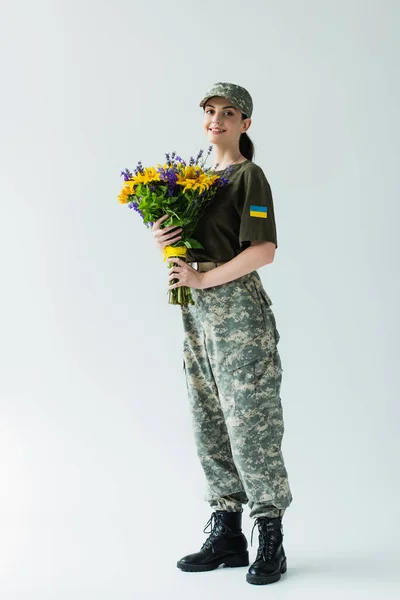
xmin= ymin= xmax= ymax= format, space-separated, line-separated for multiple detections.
xmin=241 ymin=117 xmax=252 ymax=134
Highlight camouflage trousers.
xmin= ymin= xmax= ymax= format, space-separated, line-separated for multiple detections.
xmin=180 ymin=270 xmax=293 ymax=519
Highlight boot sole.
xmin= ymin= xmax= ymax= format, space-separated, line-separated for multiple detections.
xmin=246 ymin=558 xmax=287 ymax=585
xmin=177 ymin=551 xmax=249 ymax=572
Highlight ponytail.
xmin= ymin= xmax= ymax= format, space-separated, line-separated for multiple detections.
xmin=239 ymin=113 xmax=254 ymax=161
xmin=239 ymin=132 xmax=254 ymax=161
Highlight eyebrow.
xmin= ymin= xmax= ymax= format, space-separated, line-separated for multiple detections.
xmin=205 ymin=103 xmax=237 ymax=110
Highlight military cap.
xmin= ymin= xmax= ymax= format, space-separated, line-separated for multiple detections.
xmin=199 ymin=82 xmax=253 ymax=118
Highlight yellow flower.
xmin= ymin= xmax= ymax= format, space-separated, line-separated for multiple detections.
xmin=185 ymin=166 xmax=198 ymax=179
xmin=132 ymin=167 xmax=161 ymax=185
xmin=124 ymin=179 xmax=137 ymax=193
xmin=176 ymin=167 xmax=219 ymax=194
xmin=118 ymin=184 xmax=132 ymax=204
xmin=206 ymin=174 xmax=219 ymax=185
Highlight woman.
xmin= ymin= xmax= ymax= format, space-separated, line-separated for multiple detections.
xmin=152 ymin=82 xmax=293 ymax=586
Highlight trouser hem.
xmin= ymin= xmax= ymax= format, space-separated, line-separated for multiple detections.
xmin=205 ymin=489 xmax=249 ymax=504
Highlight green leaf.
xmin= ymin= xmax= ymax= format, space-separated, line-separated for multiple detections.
xmin=184 ymin=238 xmax=203 ymax=249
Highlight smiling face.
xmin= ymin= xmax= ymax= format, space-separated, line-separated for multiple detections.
xmin=203 ymin=96 xmax=251 ymax=146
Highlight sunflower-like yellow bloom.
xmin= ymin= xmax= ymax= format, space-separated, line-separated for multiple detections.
xmin=118 ymin=184 xmax=132 ymax=204
xmin=176 ymin=166 xmax=219 ymax=194
xmin=124 ymin=179 xmax=137 ymax=193
xmin=131 ymin=167 xmax=162 ymax=186
xmin=205 ymin=174 xmax=219 ymax=186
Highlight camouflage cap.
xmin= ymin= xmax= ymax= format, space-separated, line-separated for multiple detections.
xmin=199 ymin=82 xmax=253 ymax=118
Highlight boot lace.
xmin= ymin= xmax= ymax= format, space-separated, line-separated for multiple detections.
xmin=200 ymin=512 xmax=227 ymax=554
xmin=250 ymin=518 xmax=281 ymax=562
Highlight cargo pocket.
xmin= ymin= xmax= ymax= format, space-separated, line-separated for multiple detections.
xmin=218 ymin=351 xmax=280 ymax=429
xmin=222 ymin=348 xmax=283 ymax=414
xmin=255 ymin=286 xmax=281 ymax=346
xmin=222 ymin=346 xmax=274 ymax=372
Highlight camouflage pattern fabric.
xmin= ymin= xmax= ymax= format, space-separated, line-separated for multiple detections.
xmin=180 ymin=270 xmax=292 ymax=519
xmin=199 ymin=82 xmax=253 ymax=118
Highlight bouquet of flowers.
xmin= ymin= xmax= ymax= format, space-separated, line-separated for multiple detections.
xmin=118 ymin=146 xmax=230 ymax=306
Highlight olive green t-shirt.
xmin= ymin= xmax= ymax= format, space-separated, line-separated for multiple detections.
xmin=186 ymin=159 xmax=278 ymax=263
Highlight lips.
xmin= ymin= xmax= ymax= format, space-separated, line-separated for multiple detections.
xmin=209 ymin=128 xmax=225 ymax=133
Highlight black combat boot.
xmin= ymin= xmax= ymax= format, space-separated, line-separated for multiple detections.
xmin=177 ymin=510 xmax=249 ymax=572
xmin=246 ymin=516 xmax=287 ymax=585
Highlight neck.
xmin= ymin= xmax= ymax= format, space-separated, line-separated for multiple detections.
xmin=212 ymin=147 xmax=244 ymax=171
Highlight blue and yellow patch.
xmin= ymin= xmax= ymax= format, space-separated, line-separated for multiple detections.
xmin=249 ymin=205 xmax=268 ymax=219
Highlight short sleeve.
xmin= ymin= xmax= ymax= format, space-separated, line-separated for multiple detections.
xmin=239 ymin=167 xmax=278 ymax=249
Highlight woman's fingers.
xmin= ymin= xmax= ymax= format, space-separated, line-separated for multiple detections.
xmin=152 ymin=214 xmax=169 ymax=231
xmin=154 ymin=216 xmax=181 ymax=231
xmin=153 ymin=219 xmax=182 ymax=237
xmin=168 ymin=268 xmax=181 ymax=279
xmin=160 ymin=224 xmax=183 ymax=235
xmin=152 ymin=215 xmax=183 ymax=252
xmin=160 ymin=230 xmax=182 ymax=243
xmin=155 ymin=227 xmax=182 ymax=242
xmin=158 ymin=227 xmax=182 ymax=238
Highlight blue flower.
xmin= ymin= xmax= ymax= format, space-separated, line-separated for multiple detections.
xmin=128 ymin=201 xmax=142 ymax=217
xmin=195 ymin=149 xmax=204 ymax=163
xmin=134 ymin=161 xmax=144 ymax=175
xmin=166 ymin=170 xmax=177 ymax=185
xmin=120 ymin=168 xmax=133 ymax=181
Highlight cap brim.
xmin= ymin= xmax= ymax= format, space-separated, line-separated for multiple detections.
xmin=199 ymin=94 xmax=244 ymax=113
xmin=199 ymin=96 xmax=211 ymax=108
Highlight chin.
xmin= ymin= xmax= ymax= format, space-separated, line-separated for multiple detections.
xmin=207 ymin=134 xmax=227 ymax=143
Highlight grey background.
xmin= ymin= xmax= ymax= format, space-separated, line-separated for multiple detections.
xmin=0 ymin=0 xmax=399 ymax=598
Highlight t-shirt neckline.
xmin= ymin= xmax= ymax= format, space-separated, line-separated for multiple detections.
xmin=212 ymin=159 xmax=250 ymax=173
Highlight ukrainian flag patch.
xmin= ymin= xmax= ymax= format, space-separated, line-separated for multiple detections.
xmin=250 ymin=205 xmax=268 ymax=219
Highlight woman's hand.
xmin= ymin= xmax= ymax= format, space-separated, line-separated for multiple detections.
xmin=166 ymin=257 xmax=205 ymax=290
xmin=152 ymin=214 xmax=183 ymax=253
